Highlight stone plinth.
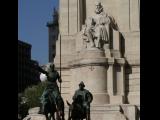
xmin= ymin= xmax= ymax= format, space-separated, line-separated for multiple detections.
xmin=64 ymin=105 xmax=127 ymax=120
xmin=70 ymin=48 xmax=109 ymax=104
xmin=23 ymin=114 xmax=46 ymax=120
xmin=23 ymin=107 xmax=46 ymax=120
xmin=23 ymin=105 xmax=139 ymax=120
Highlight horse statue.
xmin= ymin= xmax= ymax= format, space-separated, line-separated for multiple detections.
xmin=66 ymin=81 xmax=93 ymax=120
xmin=37 ymin=63 xmax=65 ymax=120
xmin=41 ymin=89 xmax=65 ymax=120
xmin=66 ymin=94 xmax=92 ymax=120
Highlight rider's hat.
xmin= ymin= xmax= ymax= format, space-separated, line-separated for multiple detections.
xmin=48 ymin=63 xmax=55 ymax=69
xmin=79 ymin=81 xmax=85 ymax=87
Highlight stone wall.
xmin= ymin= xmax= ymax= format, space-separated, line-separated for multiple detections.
xmin=125 ymin=65 xmax=140 ymax=105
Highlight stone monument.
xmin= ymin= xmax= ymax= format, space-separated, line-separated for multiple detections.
xmin=54 ymin=0 xmax=140 ymax=120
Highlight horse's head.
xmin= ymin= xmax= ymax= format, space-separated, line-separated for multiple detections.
xmin=67 ymin=96 xmax=85 ymax=119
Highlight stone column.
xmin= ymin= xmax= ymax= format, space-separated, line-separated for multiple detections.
xmin=59 ymin=0 xmax=69 ymax=35
xmin=107 ymin=58 xmax=115 ymax=96
xmin=104 ymin=44 xmax=111 ymax=58
xmin=69 ymin=0 xmax=78 ymax=35
xmin=110 ymin=58 xmax=125 ymax=104
xmin=117 ymin=58 xmax=125 ymax=96
xmin=78 ymin=0 xmax=86 ymax=31
xmin=104 ymin=24 xmax=111 ymax=58
xmin=112 ymin=30 xmax=121 ymax=58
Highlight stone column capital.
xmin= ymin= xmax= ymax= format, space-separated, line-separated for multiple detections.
xmin=116 ymin=58 xmax=126 ymax=65
xmin=108 ymin=58 xmax=115 ymax=65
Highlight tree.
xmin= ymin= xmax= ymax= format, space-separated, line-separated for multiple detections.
xmin=23 ymin=81 xmax=48 ymax=108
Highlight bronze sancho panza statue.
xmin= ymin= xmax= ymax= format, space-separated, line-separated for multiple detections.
xmin=67 ymin=81 xmax=93 ymax=120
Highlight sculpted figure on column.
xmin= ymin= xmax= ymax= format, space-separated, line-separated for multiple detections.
xmin=82 ymin=1 xmax=119 ymax=49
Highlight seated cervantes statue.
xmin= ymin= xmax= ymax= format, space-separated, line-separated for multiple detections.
xmin=82 ymin=1 xmax=119 ymax=49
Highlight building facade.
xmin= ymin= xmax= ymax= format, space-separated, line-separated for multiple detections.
xmin=18 ymin=40 xmax=40 ymax=93
xmin=47 ymin=8 xmax=59 ymax=63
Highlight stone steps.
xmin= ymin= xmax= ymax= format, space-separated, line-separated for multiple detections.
xmin=23 ymin=105 xmax=140 ymax=120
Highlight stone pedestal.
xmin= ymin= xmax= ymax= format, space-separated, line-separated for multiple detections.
xmin=64 ymin=105 xmax=127 ymax=120
xmin=109 ymin=95 xmax=125 ymax=104
xmin=70 ymin=48 xmax=109 ymax=104
xmin=24 ymin=105 xmax=139 ymax=120
xmin=23 ymin=107 xmax=46 ymax=120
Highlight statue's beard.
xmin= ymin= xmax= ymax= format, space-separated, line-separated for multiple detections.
xmin=95 ymin=7 xmax=103 ymax=14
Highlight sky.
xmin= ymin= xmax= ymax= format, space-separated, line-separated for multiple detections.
xmin=18 ymin=0 xmax=59 ymax=65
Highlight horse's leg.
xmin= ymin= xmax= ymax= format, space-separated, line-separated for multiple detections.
xmin=68 ymin=109 xmax=71 ymax=120
xmin=47 ymin=112 xmax=53 ymax=120
xmin=48 ymin=113 xmax=52 ymax=120
xmin=88 ymin=112 xmax=91 ymax=120
xmin=62 ymin=110 xmax=65 ymax=120
xmin=45 ymin=114 xmax=49 ymax=120
xmin=59 ymin=110 xmax=64 ymax=120
xmin=56 ymin=111 xmax=60 ymax=120
xmin=86 ymin=112 xmax=90 ymax=120
xmin=51 ymin=112 xmax=55 ymax=120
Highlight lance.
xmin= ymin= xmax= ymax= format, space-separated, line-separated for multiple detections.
xmin=59 ymin=33 xmax=62 ymax=96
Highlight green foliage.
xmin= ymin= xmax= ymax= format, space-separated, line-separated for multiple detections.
xmin=23 ymin=81 xmax=48 ymax=108
xmin=18 ymin=93 xmax=29 ymax=120
xmin=18 ymin=81 xmax=47 ymax=119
